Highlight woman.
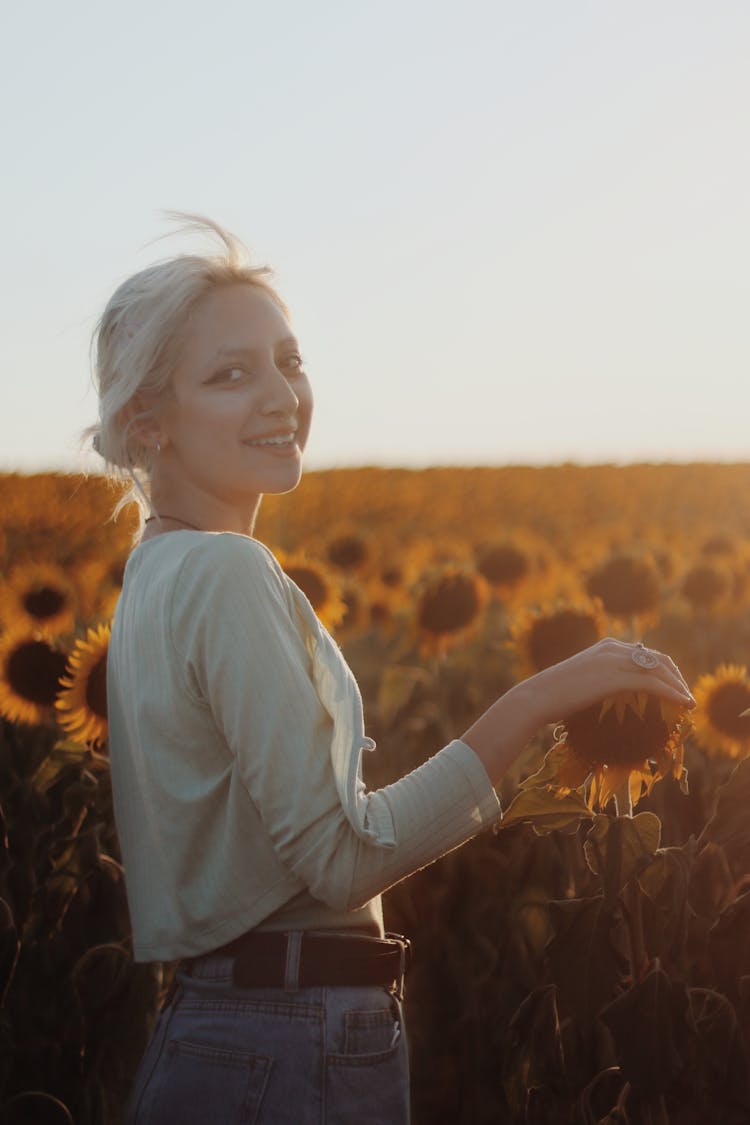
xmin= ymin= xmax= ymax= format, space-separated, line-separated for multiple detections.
xmin=92 ymin=214 xmax=694 ymax=1124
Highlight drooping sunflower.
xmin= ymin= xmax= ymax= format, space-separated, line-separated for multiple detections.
xmin=690 ymin=664 xmax=750 ymax=759
xmin=0 ymin=629 xmax=69 ymax=726
xmin=55 ymin=622 xmax=110 ymax=747
xmin=412 ymin=566 xmax=489 ymax=656
xmin=522 ymin=691 xmax=688 ymax=816
xmin=274 ymin=550 xmax=347 ymax=633
xmin=584 ymin=551 xmax=662 ymax=625
xmin=1 ymin=562 xmax=78 ymax=637
xmin=509 ymin=599 xmax=606 ymax=678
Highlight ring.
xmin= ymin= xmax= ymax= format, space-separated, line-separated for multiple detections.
xmin=631 ymin=642 xmax=659 ymax=670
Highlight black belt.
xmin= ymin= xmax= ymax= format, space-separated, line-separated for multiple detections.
xmin=181 ymin=930 xmax=412 ymax=1000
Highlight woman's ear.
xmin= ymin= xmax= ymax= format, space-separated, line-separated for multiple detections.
xmin=118 ymin=394 xmax=165 ymax=455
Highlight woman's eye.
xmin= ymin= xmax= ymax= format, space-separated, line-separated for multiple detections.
xmin=282 ymin=354 xmax=305 ymax=373
xmin=212 ymin=366 xmax=246 ymax=384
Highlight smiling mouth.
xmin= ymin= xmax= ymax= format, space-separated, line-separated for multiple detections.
xmin=244 ymin=432 xmax=297 ymax=447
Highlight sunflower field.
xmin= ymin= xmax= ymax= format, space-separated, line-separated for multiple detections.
xmin=3 ymin=464 xmax=750 ymax=1124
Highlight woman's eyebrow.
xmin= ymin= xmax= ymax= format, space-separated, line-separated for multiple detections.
xmin=214 ymin=336 xmax=300 ymax=359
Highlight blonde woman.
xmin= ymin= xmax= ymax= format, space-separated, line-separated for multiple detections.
xmin=92 ymin=214 xmax=694 ymax=1124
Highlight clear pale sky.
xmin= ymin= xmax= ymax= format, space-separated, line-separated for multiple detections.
xmin=2 ymin=1 xmax=748 ymax=473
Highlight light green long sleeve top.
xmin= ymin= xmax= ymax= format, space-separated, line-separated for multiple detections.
xmin=107 ymin=531 xmax=502 ymax=962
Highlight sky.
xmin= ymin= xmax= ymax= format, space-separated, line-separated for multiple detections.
xmin=2 ymin=1 xmax=749 ymax=473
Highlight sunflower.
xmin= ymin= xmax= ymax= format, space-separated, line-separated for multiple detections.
xmin=0 ymin=629 xmax=69 ymax=726
xmin=1 ymin=562 xmax=77 ymax=636
xmin=475 ymin=540 xmax=532 ymax=591
xmin=522 ymin=691 xmax=688 ymax=816
xmin=679 ymin=562 xmax=730 ymax=612
xmin=55 ymin=622 xmax=110 ymax=747
xmin=690 ymin=664 xmax=750 ymax=759
xmin=322 ymin=527 xmax=373 ymax=575
xmin=509 ymin=599 xmax=606 ymax=678
xmin=413 ymin=566 xmax=489 ymax=656
xmin=584 ymin=551 xmax=661 ymax=624
xmin=274 ymin=550 xmax=347 ymax=632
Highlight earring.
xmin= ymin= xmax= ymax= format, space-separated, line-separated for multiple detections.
xmin=156 ymin=440 xmax=161 ymax=455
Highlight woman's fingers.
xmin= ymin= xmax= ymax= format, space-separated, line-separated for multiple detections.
xmin=615 ymin=641 xmax=695 ymax=706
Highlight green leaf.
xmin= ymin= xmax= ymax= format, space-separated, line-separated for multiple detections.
xmin=689 ymin=987 xmax=750 ymax=1109
xmin=584 ymin=812 xmax=662 ymax=907
xmin=688 ymin=841 xmax=734 ymax=921
xmin=600 ymin=962 xmax=692 ymax=1100
xmin=698 ymin=756 xmax=750 ymax=863
xmin=638 ymin=842 xmax=694 ymax=966
xmin=499 ymin=786 xmax=594 ymax=835
xmin=708 ymin=890 xmax=750 ymax=997
xmin=546 ymin=895 xmax=630 ymax=1026
xmin=501 ymin=984 xmax=566 ymax=1115
xmin=0 ymin=896 xmax=19 ymax=1005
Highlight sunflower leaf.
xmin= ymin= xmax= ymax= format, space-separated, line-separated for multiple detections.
xmin=688 ymin=987 xmax=750 ymax=1109
xmin=546 ymin=895 xmax=630 ymax=1027
xmin=600 ymin=963 xmax=693 ymax=1100
xmin=698 ymin=757 xmax=750 ymax=864
xmin=708 ymin=890 xmax=750 ymax=999
xmin=584 ymin=812 xmax=662 ymax=907
xmin=501 ymin=985 xmax=568 ymax=1117
xmin=498 ymin=786 xmax=594 ymax=834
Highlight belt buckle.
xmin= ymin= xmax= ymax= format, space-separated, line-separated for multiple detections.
xmin=385 ymin=932 xmax=411 ymax=1002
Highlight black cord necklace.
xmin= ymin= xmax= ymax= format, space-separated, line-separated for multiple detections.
xmin=144 ymin=514 xmax=203 ymax=532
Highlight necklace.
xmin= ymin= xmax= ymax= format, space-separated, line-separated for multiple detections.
xmin=144 ymin=514 xmax=203 ymax=532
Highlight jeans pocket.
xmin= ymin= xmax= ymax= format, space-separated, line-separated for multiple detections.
xmin=326 ymin=996 xmax=410 ymax=1124
xmin=342 ymin=1007 xmax=400 ymax=1060
xmin=144 ymin=1039 xmax=272 ymax=1125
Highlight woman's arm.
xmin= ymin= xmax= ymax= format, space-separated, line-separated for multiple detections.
xmin=462 ymin=638 xmax=695 ymax=788
xmin=170 ymin=537 xmax=694 ymax=912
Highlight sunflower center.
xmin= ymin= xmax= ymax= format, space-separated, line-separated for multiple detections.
xmin=7 ymin=640 xmax=68 ymax=706
xmin=85 ymin=655 xmax=109 ymax=720
xmin=586 ymin=557 xmax=660 ymax=617
xmin=476 ymin=545 xmax=529 ymax=587
xmin=681 ymin=565 xmax=728 ymax=609
xmin=565 ymin=696 xmax=672 ymax=769
xmin=417 ymin=574 xmax=482 ymax=635
xmin=327 ymin=536 xmax=368 ymax=571
xmin=705 ymin=681 xmax=750 ymax=740
xmin=23 ymin=586 xmax=66 ymax=620
xmin=528 ymin=611 xmax=600 ymax=672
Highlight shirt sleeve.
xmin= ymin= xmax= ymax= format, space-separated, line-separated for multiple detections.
xmin=169 ymin=534 xmax=502 ymax=911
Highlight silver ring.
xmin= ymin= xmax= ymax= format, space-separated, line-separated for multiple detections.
xmin=631 ymin=642 xmax=659 ymax=670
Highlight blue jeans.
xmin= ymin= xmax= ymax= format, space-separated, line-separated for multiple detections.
xmin=124 ymin=949 xmax=411 ymax=1124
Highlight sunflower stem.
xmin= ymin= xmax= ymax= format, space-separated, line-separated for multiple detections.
xmin=623 ymin=877 xmax=647 ymax=983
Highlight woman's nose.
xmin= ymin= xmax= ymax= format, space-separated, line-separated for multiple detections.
xmin=261 ymin=365 xmax=299 ymax=415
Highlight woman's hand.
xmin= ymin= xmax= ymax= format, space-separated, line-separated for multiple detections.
xmin=528 ymin=637 xmax=694 ymax=727
xmin=461 ymin=638 xmax=695 ymax=790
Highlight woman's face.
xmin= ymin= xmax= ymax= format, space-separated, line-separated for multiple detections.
xmin=154 ymin=283 xmax=313 ymax=514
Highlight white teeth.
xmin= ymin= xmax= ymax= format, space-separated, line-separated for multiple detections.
xmin=247 ymin=433 xmax=295 ymax=446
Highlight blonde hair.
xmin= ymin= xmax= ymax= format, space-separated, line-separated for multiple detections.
xmin=86 ymin=211 xmax=288 ymax=520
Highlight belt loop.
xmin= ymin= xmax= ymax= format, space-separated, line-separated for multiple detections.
xmin=283 ymin=931 xmax=303 ymax=992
